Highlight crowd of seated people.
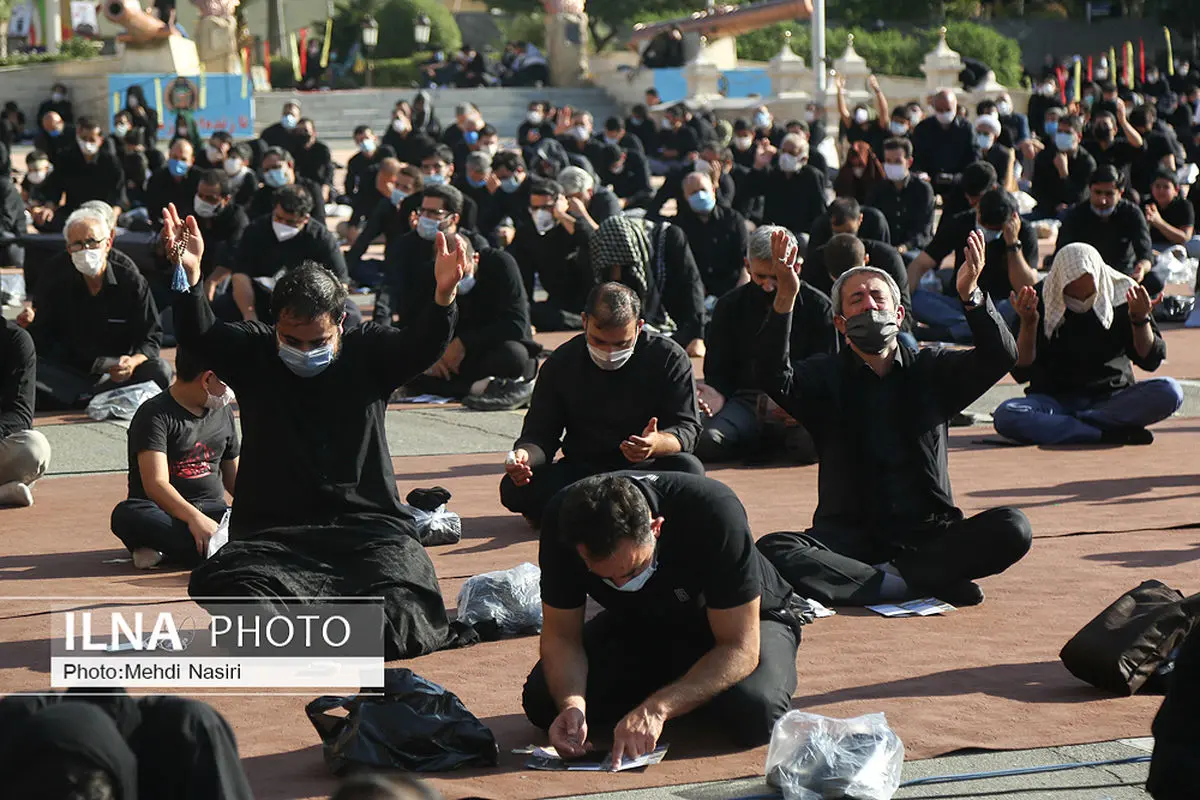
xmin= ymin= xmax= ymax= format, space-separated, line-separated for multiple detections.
xmin=3 ymin=68 xmax=1200 ymax=799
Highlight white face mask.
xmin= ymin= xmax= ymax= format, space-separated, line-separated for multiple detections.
xmin=482 ymin=143 xmax=498 ymax=157
xmin=853 ymin=108 xmax=869 ymax=125
xmin=527 ymin=110 xmax=544 ymax=125
xmin=27 ymin=169 xmax=49 ymax=185
xmin=71 ymin=248 xmax=106 ymax=278
xmin=114 ymin=123 xmax=130 ymax=137
xmin=976 ymin=133 xmax=994 ymax=150
xmin=223 ymin=158 xmax=243 ymax=176
xmin=889 ymin=121 xmax=908 ymax=136
xmin=883 ymin=162 xmax=908 ymax=181
xmin=1065 ymin=293 xmax=1097 ymax=313
xmin=997 ymin=100 xmax=1012 ymax=116
xmin=531 ymin=208 xmax=555 ymax=233
xmin=733 ymin=135 xmax=753 ymax=151
xmin=851 ymin=166 xmax=865 ymax=178
xmin=778 ymin=153 xmax=800 ymax=173
xmin=272 ymin=221 xmax=302 ymax=241
xmin=392 ymin=117 xmax=410 ymax=134
xmin=193 ymin=195 xmax=220 ymax=218
xmin=205 ymin=145 xmax=223 ymax=164
xmin=587 ymin=341 xmax=636 ymax=370
xmin=79 ymin=139 xmax=100 ymax=156
xmin=935 ymin=110 xmax=956 ymax=125
xmin=204 ymin=385 xmax=235 ymax=410
xmin=602 ymin=545 xmax=658 ymax=592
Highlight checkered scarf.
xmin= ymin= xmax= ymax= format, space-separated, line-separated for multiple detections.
xmin=1043 ymin=243 xmax=1136 ymax=339
xmin=589 ymin=215 xmax=654 ymax=294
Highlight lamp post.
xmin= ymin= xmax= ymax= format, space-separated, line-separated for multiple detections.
xmin=362 ymin=15 xmax=379 ymax=87
xmin=413 ymin=12 xmax=432 ymax=47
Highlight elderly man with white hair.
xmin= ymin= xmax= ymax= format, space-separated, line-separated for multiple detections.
xmin=753 ymin=228 xmax=1032 ymax=608
xmin=557 ymin=165 xmax=619 ymax=226
xmin=25 ymin=206 xmax=172 ymax=408
xmin=993 ymin=243 xmax=1182 ymax=446
xmin=742 ymin=133 xmax=828 ymax=246
xmin=909 ymin=88 xmax=975 ymax=201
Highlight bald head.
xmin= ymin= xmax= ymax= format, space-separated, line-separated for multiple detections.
xmin=378 ymin=157 xmax=403 ymax=177
xmin=683 ymin=172 xmax=713 ymax=195
xmin=932 ymin=89 xmax=957 ymax=116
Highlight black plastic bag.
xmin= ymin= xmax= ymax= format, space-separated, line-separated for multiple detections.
xmin=306 ymin=668 xmax=498 ymax=775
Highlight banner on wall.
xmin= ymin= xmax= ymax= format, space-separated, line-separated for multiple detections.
xmin=106 ymin=73 xmax=254 ymax=138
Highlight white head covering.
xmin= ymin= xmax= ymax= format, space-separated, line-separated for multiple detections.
xmin=975 ymin=114 xmax=1002 ymax=136
xmin=1042 ymin=243 xmax=1137 ymax=338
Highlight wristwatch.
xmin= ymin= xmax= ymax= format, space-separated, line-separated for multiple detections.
xmin=1006 ymin=242 xmax=1021 ymax=252
xmin=961 ymin=287 xmax=984 ymax=309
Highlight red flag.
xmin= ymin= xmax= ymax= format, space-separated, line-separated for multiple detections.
xmin=298 ymin=29 xmax=308 ymax=76
xmin=1139 ymin=38 xmax=1145 ymax=83
xmin=1087 ymin=55 xmax=1093 ymax=81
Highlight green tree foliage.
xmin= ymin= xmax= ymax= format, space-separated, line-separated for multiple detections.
xmin=328 ymin=0 xmax=460 ymax=61
xmin=490 ymin=0 xmax=700 ymax=51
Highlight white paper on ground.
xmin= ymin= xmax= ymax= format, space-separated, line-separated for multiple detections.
xmin=866 ymin=598 xmax=957 ymax=618
xmin=525 ymin=745 xmax=669 ymax=772
xmin=206 ymin=509 xmax=231 ymax=558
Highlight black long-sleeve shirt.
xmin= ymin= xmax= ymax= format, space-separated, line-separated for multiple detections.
xmin=754 ymin=296 xmax=1017 ymax=530
xmin=29 ymin=253 xmax=162 ymax=372
xmin=672 ymin=203 xmax=749 ymax=299
xmin=293 ymin=140 xmax=334 ymax=188
xmin=0 ymin=320 xmax=36 ymax=439
xmin=234 ymin=216 xmax=347 ymax=282
xmin=1056 ymin=199 xmax=1152 ymax=276
xmin=172 ymin=283 xmax=455 ymax=537
xmin=645 ymin=167 xmax=735 ymax=220
xmin=514 ymin=330 xmax=700 ymax=467
xmin=1031 ymin=146 xmax=1096 ymax=215
xmin=377 ymin=229 xmax=488 ymax=324
xmin=507 ymin=216 xmax=595 ymax=313
xmin=144 ymin=166 xmax=199 ymax=222
xmin=924 ymin=209 xmax=1040 ymax=301
xmin=739 ymin=164 xmax=828 ymax=236
xmin=802 ymin=238 xmax=913 ymax=331
xmin=346 ymin=195 xmax=420 ymax=278
xmin=195 ymin=202 xmax=249 ymax=279
xmin=246 ymin=177 xmax=326 ymax=225
xmin=0 ymin=178 xmax=24 ymax=241
xmin=705 ymin=281 xmax=836 ymax=399
xmin=910 ymin=116 xmax=976 ymax=181
xmin=39 ymin=145 xmax=127 ymax=215
xmin=867 ymin=177 xmax=935 ymax=253
xmin=600 ymin=150 xmax=654 ymax=209
xmin=1013 ymin=284 xmax=1166 ymax=398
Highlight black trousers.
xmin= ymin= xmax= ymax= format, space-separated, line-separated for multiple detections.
xmin=499 ymin=453 xmax=705 ymax=523
xmin=1149 ymin=623 xmax=1200 ymax=799
xmin=36 ymin=356 xmax=174 ymax=410
xmin=522 ymin=610 xmax=799 ymax=747
xmin=0 ymin=692 xmax=253 ymax=799
xmin=404 ymin=339 xmax=537 ymax=398
xmin=757 ymin=507 xmax=1032 ymax=606
xmin=111 ymin=497 xmax=229 ymax=568
xmin=530 ymin=300 xmax=583 ymax=332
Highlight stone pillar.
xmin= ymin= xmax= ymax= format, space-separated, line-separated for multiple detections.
xmin=767 ymin=30 xmax=810 ymax=96
xmin=921 ymin=26 xmax=964 ymax=95
xmin=544 ymin=0 xmax=589 ymax=87
xmin=833 ymin=33 xmax=871 ymax=107
xmin=684 ymin=36 xmax=723 ymax=100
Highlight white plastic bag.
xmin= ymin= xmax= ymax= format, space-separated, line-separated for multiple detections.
xmin=86 ymin=380 xmax=162 ymax=421
xmin=413 ymin=505 xmax=461 ymax=546
xmin=455 ymin=562 xmax=542 ymax=638
xmin=206 ymin=509 xmax=231 ymax=559
xmin=1155 ymin=246 xmax=1197 ymax=289
xmin=765 ymin=711 xmax=904 ymax=800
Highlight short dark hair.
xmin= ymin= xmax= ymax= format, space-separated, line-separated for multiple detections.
xmin=197 ymin=168 xmax=231 ymax=196
xmin=398 ymin=163 xmax=423 ymax=187
xmin=173 ymin=346 xmax=214 ymax=382
xmin=296 ymin=116 xmax=315 ymax=129
xmin=230 ymin=142 xmax=252 ymax=162
xmin=271 ymin=261 xmax=348 ymax=323
xmin=558 ymin=475 xmax=653 ymax=559
xmin=529 ymin=178 xmax=562 ymax=200
xmin=479 ymin=123 xmax=497 ymax=138
xmin=1059 ymin=114 xmax=1083 ymax=134
xmin=669 ymin=102 xmax=689 ymax=118
xmin=604 ymin=116 xmax=624 ymax=132
xmin=584 ymin=281 xmax=641 ymax=328
xmin=883 ymin=137 xmax=912 ymax=159
xmin=422 ymin=183 xmax=463 ymax=215
xmin=1090 ymin=163 xmax=1122 ymax=188
xmin=210 ymin=130 xmax=233 ymax=146
xmin=646 ymin=87 xmax=661 ymax=98
xmin=492 ymin=151 xmax=524 ymax=173
xmin=977 ymin=188 xmax=1018 ymax=227
xmin=353 ymin=124 xmax=372 ymax=137
xmin=976 ymin=99 xmax=998 ymax=116
xmin=632 ymin=104 xmax=649 ymax=117
xmin=1098 ymin=80 xmax=1116 ymax=94
xmin=1152 ymin=166 xmax=1179 ymax=186
xmin=76 ymin=115 xmax=99 ymax=133
xmin=828 ymin=197 xmax=862 ymax=228
xmin=274 ymin=184 xmax=313 ymax=216
xmin=263 ymin=145 xmax=293 ymax=166
xmin=422 ymin=144 xmax=454 ymax=165
xmin=962 ymin=160 xmax=998 ymax=196
xmin=1129 ymin=105 xmax=1155 ymax=128
xmin=26 ymin=149 xmax=49 ymax=165
xmin=732 ymin=118 xmax=750 ymax=133
xmin=823 ymin=234 xmax=867 ymax=280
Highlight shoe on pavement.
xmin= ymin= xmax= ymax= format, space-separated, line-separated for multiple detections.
xmin=0 ymin=482 xmax=33 ymax=508
xmin=132 ymin=548 xmax=164 ymax=569
xmin=462 ymin=378 xmax=535 ymax=411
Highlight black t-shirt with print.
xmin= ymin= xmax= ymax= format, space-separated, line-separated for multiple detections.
xmin=126 ymin=391 xmax=240 ymax=505
xmin=538 ymin=472 xmax=793 ymax=634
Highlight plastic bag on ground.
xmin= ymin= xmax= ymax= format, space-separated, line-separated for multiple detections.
xmin=1155 ymin=246 xmax=1196 ymax=289
xmin=306 ymin=668 xmax=498 ymax=775
xmin=413 ymin=504 xmax=461 ymax=546
xmin=765 ymin=711 xmax=904 ymax=800
xmin=86 ymin=380 xmax=162 ymax=421
xmin=455 ymin=562 xmax=542 ymax=640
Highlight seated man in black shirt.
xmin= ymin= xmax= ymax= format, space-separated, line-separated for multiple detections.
xmin=1083 ymin=106 xmax=1145 ymax=190
xmin=145 ymin=137 xmax=197 ymax=222
xmin=806 ymin=233 xmax=917 ymax=352
xmin=1056 ymin=165 xmax=1162 ymax=294
xmin=910 ymin=88 xmax=975 ymax=201
xmin=868 ymin=137 xmax=935 ymax=265
xmin=743 ymin=135 xmax=828 ymax=246
xmin=600 ymin=115 xmax=644 ymax=154
xmin=596 ymin=142 xmax=654 ymax=211
xmin=111 ymin=346 xmax=239 ymax=569
xmin=698 ymin=226 xmax=836 ymax=465
xmin=30 ymin=116 xmax=126 ymax=232
xmin=191 ymin=170 xmax=250 ymax=301
xmin=522 ymin=472 xmax=802 ymax=756
xmin=506 ymin=179 xmax=595 ymax=332
xmin=224 ymin=185 xmax=357 ymax=327
xmin=419 ymin=144 xmax=478 ymax=232
xmin=397 ymin=232 xmax=537 ymax=409
xmin=345 ymin=156 xmax=401 ymax=242
xmin=259 ymin=100 xmax=300 ymax=150
xmin=28 ymin=207 xmax=172 ymax=408
xmin=0 ymin=320 xmax=52 ymax=509
xmin=675 ymin=171 xmax=748 ymax=303
xmin=457 ymin=151 xmax=504 ymax=237
xmin=1031 ymin=114 xmax=1096 ymax=219
xmin=288 ymin=117 xmax=334 ymax=196
xmin=1143 ymin=168 xmax=1199 ymax=258
xmin=246 ymin=146 xmax=326 ymax=226
xmin=910 ymin=186 xmax=1038 ymax=342
xmin=345 ymin=163 xmax=423 ymax=289
xmin=993 ymin=243 xmax=1183 ymax=446
xmin=164 ymin=208 xmax=467 ymax=660
xmin=557 ymin=166 xmax=617 ymax=228
xmin=803 ymin=198 xmax=906 ymax=300
xmin=754 ymin=229 xmax=1032 ymax=607
xmin=500 ymin=283 xmax=703 ymax=524
xmin=344 ymin=125 xmax=380 ymax=204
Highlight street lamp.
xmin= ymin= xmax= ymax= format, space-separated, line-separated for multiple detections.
xmin=413 ymin=12 xmax=432 ymax=46
xmin=362 ymin=15 xmax=379 ymax=87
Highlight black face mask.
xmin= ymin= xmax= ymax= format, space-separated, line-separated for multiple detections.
xmin=842 ymin=310 xmax=899 ymax=353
